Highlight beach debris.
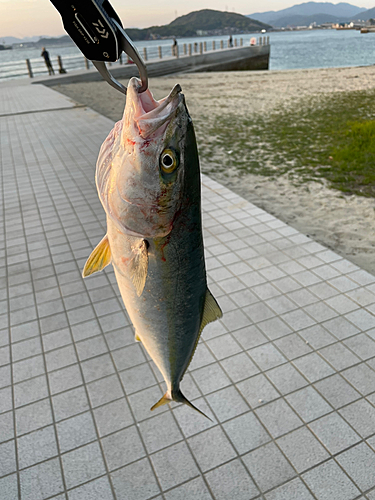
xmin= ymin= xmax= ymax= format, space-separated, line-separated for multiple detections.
xmin=83 ymin=77 xmax=222 ymax=418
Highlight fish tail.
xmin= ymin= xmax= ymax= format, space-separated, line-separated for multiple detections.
xmin=150 ymin=390 xmax=212 ymax=421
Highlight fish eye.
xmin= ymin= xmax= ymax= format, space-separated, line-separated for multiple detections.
xmin=160 ymin=149 xmax=178 ymax=173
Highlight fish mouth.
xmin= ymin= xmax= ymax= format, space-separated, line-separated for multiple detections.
xmin=126 ymin=77 xmax=182 ymax=138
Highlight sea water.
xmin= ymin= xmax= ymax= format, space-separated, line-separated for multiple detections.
xmin=1 ymin=28 xmax=374 ymax=81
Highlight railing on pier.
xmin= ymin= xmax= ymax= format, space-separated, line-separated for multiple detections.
xmin=1 ymin=36 xmax=270 ymax=80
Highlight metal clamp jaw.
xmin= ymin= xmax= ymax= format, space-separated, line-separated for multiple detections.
xmin=49 ymin=0 xmax=148 ymax=94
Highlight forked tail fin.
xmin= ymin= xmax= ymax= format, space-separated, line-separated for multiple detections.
xmin=150 ymin=390 xmax=212 ymax=421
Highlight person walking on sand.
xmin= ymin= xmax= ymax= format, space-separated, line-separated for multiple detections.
xmin=41 ymin=47 xmax=54 ymax=75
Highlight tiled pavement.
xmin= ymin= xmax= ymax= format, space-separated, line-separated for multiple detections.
xmin=2 ymin=83 xmax=375 ymax=500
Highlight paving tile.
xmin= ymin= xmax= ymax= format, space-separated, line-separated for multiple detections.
xmin=267 ymin=363 xmax=308 ymax=395
xmin=243 ymin=442 xmax=296 ymax=492
xmin=205 ymin=459 xmax=259 ymax=500
xmin=152 ymin=441 xmax=200 ymax=490
xmin=302 ymin=460 xmax=360 ymax=500
xmin=345 ymin=309 xmax=375 ymax=332
xmin=255 ymin=398 xmax=303 ymax=438
xmin=286 ymin=386 xmax=332 ymax=423
xmin=20 ymin=458 xmax=64 ymax=500
xmin=68 ymin=476 xmax=114 ymax=500
xmin=322 ymin=316 xmax=360 ymax=340
xmin=277 ymin=426 xmax=329 ymax=473
xmin=206 ymin=334 xmax=242 ymax=360
xmin=220 ymin=352 xmax=259 ymax=382
xmin=87 ymin=374 xmax=124 ymax=408
xmin=52 ymin=386 xmax=90 ymax=421
xmin=314 ymin=374 xmax=360 ymax=409
xmin=173 ymin=397 xmax=215 ymax=437
xmin=309 ymin=412 xmax=361 ymax=454
xmin=293 ymin=352 xmax=335 ymax=383
xmin=12 ymin=355 xmax=45 ymax=383
xmin=248 ymin=343 xmax=287 ymax=370
xmin=139 ymin=412 xmax=182 ymax=454
xmin=281 ymin=309 xmax=316 ymax=331
xmin=102 ymin=425 xmax=145 ymax=470
xmin=206 ymin=386 xmax=249 ymax=422
xmin=62 ymin=442 xmax=106 ymax=489
xmin=344 ymin=333 xmax=375 ymax=360
xmin=0 ymin=474 xmax=18 ymax=500
xmin=120 ymin=363 xmax=157 ymax=395
xmin=111 ymin=344 xmax=146 ymax=371
xmin=336 ymin=442 xmax=375 ymax=491
xmin=188 ymin=343 xmax=215 ymax=370
xmin=164 ymin=476 xmax=212 ymax=500
xmin=223 ymin=411 xmax=271 ymax=454
xmin=319 ymin=343 xmax=360 ymax=371
xmin=0 ymin=411 xmax=14 ymax=443
xmin=339 ymin=399 xmax=375 ymax=438
xmin=93 ymin=398 xmax=134 ymax=437
xmin=191 ymin=363 xmax=230 ymax=395
xmin=128 ymin=385 xmax=166 ymax=422
xmin=57 ymin=411 xmax=97 ymax=453
xmin=342 ymin=363 xmax=375 ymax=396
xmin=188 ymin=426 xmax=236 ymax=472
xmin=265 ymin=478 xmax=315 ymax=500
xmin=17 ymin=424 xmax=58 ymax=471
xmin=12 ymin=336 xmax=42 ymax=362
xmin=0 ymin=440 xmax=17 ymax=476
xmin=111 ymin=457 xmax=160 ymax=500
xmin=237 ymin=373 xmax=280 ymax=408
xmin=48 ymin=364 xmax=83 ymax=395
xmin=274 ymin=333 xmax=312 ymax=360
xmin=299 ymin=325 xmax=336 ymax=349
xmin=14 ymin=374 xmax=48 ymax=407
xmin=232 ymin=325 xmax=268 ymax=349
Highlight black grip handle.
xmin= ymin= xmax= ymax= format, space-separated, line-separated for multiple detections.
xmin=50 ymin=0 xmax=123 ymax=62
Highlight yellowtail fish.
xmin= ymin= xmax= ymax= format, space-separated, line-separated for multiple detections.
xmin=83 ymin=77 xmax=222 ymax=418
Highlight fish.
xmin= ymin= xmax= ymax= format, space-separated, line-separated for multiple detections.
xmin=83 ymin=77 xmax=222 ymax=418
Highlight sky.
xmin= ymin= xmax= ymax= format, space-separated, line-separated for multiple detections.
xmin=0 ymin=0 xmax=373 ymax=38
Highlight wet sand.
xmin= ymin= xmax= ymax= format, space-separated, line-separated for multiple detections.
xmin=54 ymin=66 xmax=375 ymax=273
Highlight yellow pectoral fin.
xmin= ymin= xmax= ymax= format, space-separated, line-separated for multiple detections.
xmin=199 ymin=288 xmax=223 ymax=335
xmin=82 ymin=235 xmax=111 ymax=278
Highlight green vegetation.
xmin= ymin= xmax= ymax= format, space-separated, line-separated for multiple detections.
xmin=127 ymin=9 xmax=270 ymax=40
xmin=196 ymin=89 xmax=375 ymax=197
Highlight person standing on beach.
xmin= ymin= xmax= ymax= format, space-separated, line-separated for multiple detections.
xmin=41 ymin=47 xmax=54 ymax=75
xmin=172 ymin=37 xmax=178 ymax=57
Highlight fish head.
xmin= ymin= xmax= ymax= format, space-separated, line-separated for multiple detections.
xmin=96 ymin=77 xmax=197 ymax=239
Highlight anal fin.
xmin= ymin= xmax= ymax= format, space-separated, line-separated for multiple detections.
xmin=82 ymin=235 xmax=111 ymax=278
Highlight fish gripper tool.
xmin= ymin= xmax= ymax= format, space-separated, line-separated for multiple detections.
xmin=49 ymin=0 xmax=148 ymax=94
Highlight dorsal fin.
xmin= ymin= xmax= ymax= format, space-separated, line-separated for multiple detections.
xmin=199 ymin=288 xmax=223 ymax=335
xmin=82 ymin=235 xmax=111 ymax=278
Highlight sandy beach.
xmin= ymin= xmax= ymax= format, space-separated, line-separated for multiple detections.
xmin=54 ymin=65 xmax=375 ymax=273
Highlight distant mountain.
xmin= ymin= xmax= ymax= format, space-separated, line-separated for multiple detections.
xmin=248 ymin=2 xmax=365 ymax=26
xmin=351 ymin=6 xmax=375 ymax=19
xmin=271 ymin=12 xmax=346 ymax=26
xmin=127 ymin=9 xmax=270 ymax=40
xmin=1 ymin=36 xmax=41 ymax=44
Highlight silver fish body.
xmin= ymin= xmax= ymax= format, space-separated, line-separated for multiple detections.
xmin=84 ymin=78 xmax=222 ymax=416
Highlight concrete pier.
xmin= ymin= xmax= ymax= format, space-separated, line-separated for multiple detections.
xmin=34 ymin=44 xmax=270 ymax=88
